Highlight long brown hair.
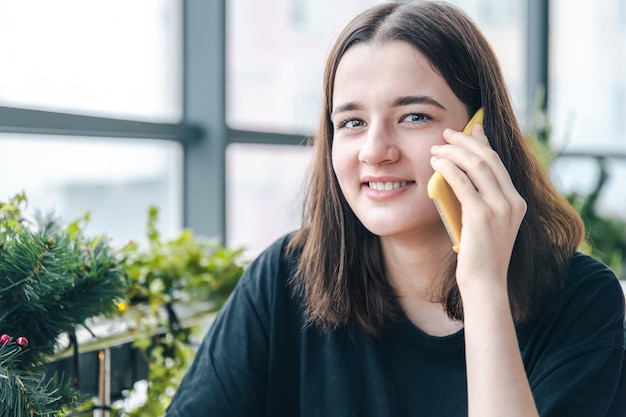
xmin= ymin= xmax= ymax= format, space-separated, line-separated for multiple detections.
xmin=288 ymin=0 xmax=584 ymax=335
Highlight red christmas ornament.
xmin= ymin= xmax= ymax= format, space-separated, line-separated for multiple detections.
xmin=15 ymin=336 xmax=28 ymax=348
xmin=0 ymin=334 xmax=10 ymax=344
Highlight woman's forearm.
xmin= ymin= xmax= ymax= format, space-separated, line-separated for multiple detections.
xmin=462 ymin=285 xmax=539 ymax=417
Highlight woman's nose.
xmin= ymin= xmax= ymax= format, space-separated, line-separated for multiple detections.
xmin=358 ymin=122 xmax=400 ymax=166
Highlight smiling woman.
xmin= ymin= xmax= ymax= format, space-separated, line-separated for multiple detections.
xmin=330 ymin=41 xmax=470 ymax=241
xmin=225 ymin=0 xmax=527 ymax=260
xmin=166 ymin=2 xmax=625 ymax=417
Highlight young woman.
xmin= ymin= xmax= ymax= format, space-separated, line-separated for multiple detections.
xmin=166 ymin=1 xmax=625 ymax=416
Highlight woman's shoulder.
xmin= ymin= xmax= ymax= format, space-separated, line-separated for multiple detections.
xmin=565 ymin=252 xmax=625 ymax=306
xmin=530 ymin=252 xmax=625 ymax=347
xmin=569 ymin=251 xmax=620 ymax=277
xmin=520 ymin=253 xmax=626 ymax=417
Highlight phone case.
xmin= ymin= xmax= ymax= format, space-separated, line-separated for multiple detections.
xmin=427 ymin=108 xmax=484 ymax=253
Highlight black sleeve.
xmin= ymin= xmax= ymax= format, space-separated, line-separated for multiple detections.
xmin=527 ymin=257 xmax=626 ymax=417
xmin=165 ymin=238 xmax=284 ymax=417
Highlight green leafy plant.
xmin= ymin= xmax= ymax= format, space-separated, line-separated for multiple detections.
xmin=115 ymin=207 xmax=246 ymax=417
xmin=562 ymin=158 xmax=626 ymax=278
xmin=527 ymin=119 xmax=626 ymax=278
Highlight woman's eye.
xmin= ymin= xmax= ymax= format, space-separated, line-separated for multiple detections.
xmin=402 ymin=113 xmax=430 ymax=124
xmin=337 ymin=119 xmax=366 ymax=130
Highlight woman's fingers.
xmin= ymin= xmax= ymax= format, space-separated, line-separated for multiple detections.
xmin=432 ymin=126 xmax=518 ymax=204
xmin=430 ymin=124 xmax=527 ymax=285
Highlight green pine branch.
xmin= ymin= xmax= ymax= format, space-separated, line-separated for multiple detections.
xmin=0 ymin=339 xmax=79 ymax=417
xmin=0 ymin=219 xmax=128 ymax=369
xmin=0 ymin=193 xmax=128 ymax=415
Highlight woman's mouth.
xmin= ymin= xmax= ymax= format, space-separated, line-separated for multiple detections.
xmin=367 ymin=181 xmax=414 ymax=191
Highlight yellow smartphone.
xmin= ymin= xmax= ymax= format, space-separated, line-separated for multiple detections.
xmin=427 ymin=108 xmax=484 ymax=253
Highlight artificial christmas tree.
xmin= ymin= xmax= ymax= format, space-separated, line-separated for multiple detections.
xmin=0 ymin=193 xmax=128 ymax=416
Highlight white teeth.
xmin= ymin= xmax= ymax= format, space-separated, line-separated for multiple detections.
xmin=368 ymin=181 xmax=409 ymax=191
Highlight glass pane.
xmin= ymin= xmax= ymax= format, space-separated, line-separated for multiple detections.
xmin=550 ymin=0 xmax=626 ymax=151
xmin=0 ymin=134 xmax=183 ymax=247
xmin=551 ymin=157 xmax=626 ymax=221
xmin=226 ymin=143 xmax=312 ymax=260
xmin=549 ymin=0 xmax=626 ymax=222
xmin=227 ymin=0 xmax=525 ymax=134
xmin=0 ymin=0 xmax=182 ymax=122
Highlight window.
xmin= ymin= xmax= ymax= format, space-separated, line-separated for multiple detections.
xmin=0 ymin=0 xmax=182 ymax=123
xmin=614 ymin=84 xmax=626 ymax=135
xmin=619 ymin=0 xmax=626 ymax=28
xmin=550 ymin=0 xmax=626 ymax=220
xmin=551 ymin=156 xmax=625 ymax=221
xmin=0 ymin=134 xmax=183 ymax=247
xmin=0 ymin=0 xmax=184 ymax=246
xmin=229 ymin=0 xmax=528 ymax=134
xmin=226 ymin=143 xmax=311 ymax=259
xmin=475 ymin=0 xmax=519 ymax=27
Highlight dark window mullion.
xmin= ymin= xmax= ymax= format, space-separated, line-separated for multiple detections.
xmin=226 ymin=128 xmax=310 ymax=146
xmin=0 ymin=106 xmax=200 ymax=143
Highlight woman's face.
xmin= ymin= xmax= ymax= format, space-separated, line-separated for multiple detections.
xmin=331 ymin=41 xmax=469 ymax=242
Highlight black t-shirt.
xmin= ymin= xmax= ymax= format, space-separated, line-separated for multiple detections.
xmin=166 ymin=234 xmax=626 ymax=417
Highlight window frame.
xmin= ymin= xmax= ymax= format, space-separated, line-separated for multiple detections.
xmin=2 ymin=0 xmax=622 ymax=248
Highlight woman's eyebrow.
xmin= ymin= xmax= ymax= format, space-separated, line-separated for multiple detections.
xmin=331 ymin=96 xmax=446 ymax=118
xmin=331 ymin=102 xmax=361 ymax=119
xmin=392 ymin=95 xmax=446 ymax=109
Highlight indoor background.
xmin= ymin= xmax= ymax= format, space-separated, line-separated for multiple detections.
xmin=0 ymin=0 xmax=624 ymax=264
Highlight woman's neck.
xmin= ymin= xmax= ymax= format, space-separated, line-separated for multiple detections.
xmin=380 ymin=233 xmax=463 ymax=336
xmin=381 ymin=232 xmax=451 ymax=297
